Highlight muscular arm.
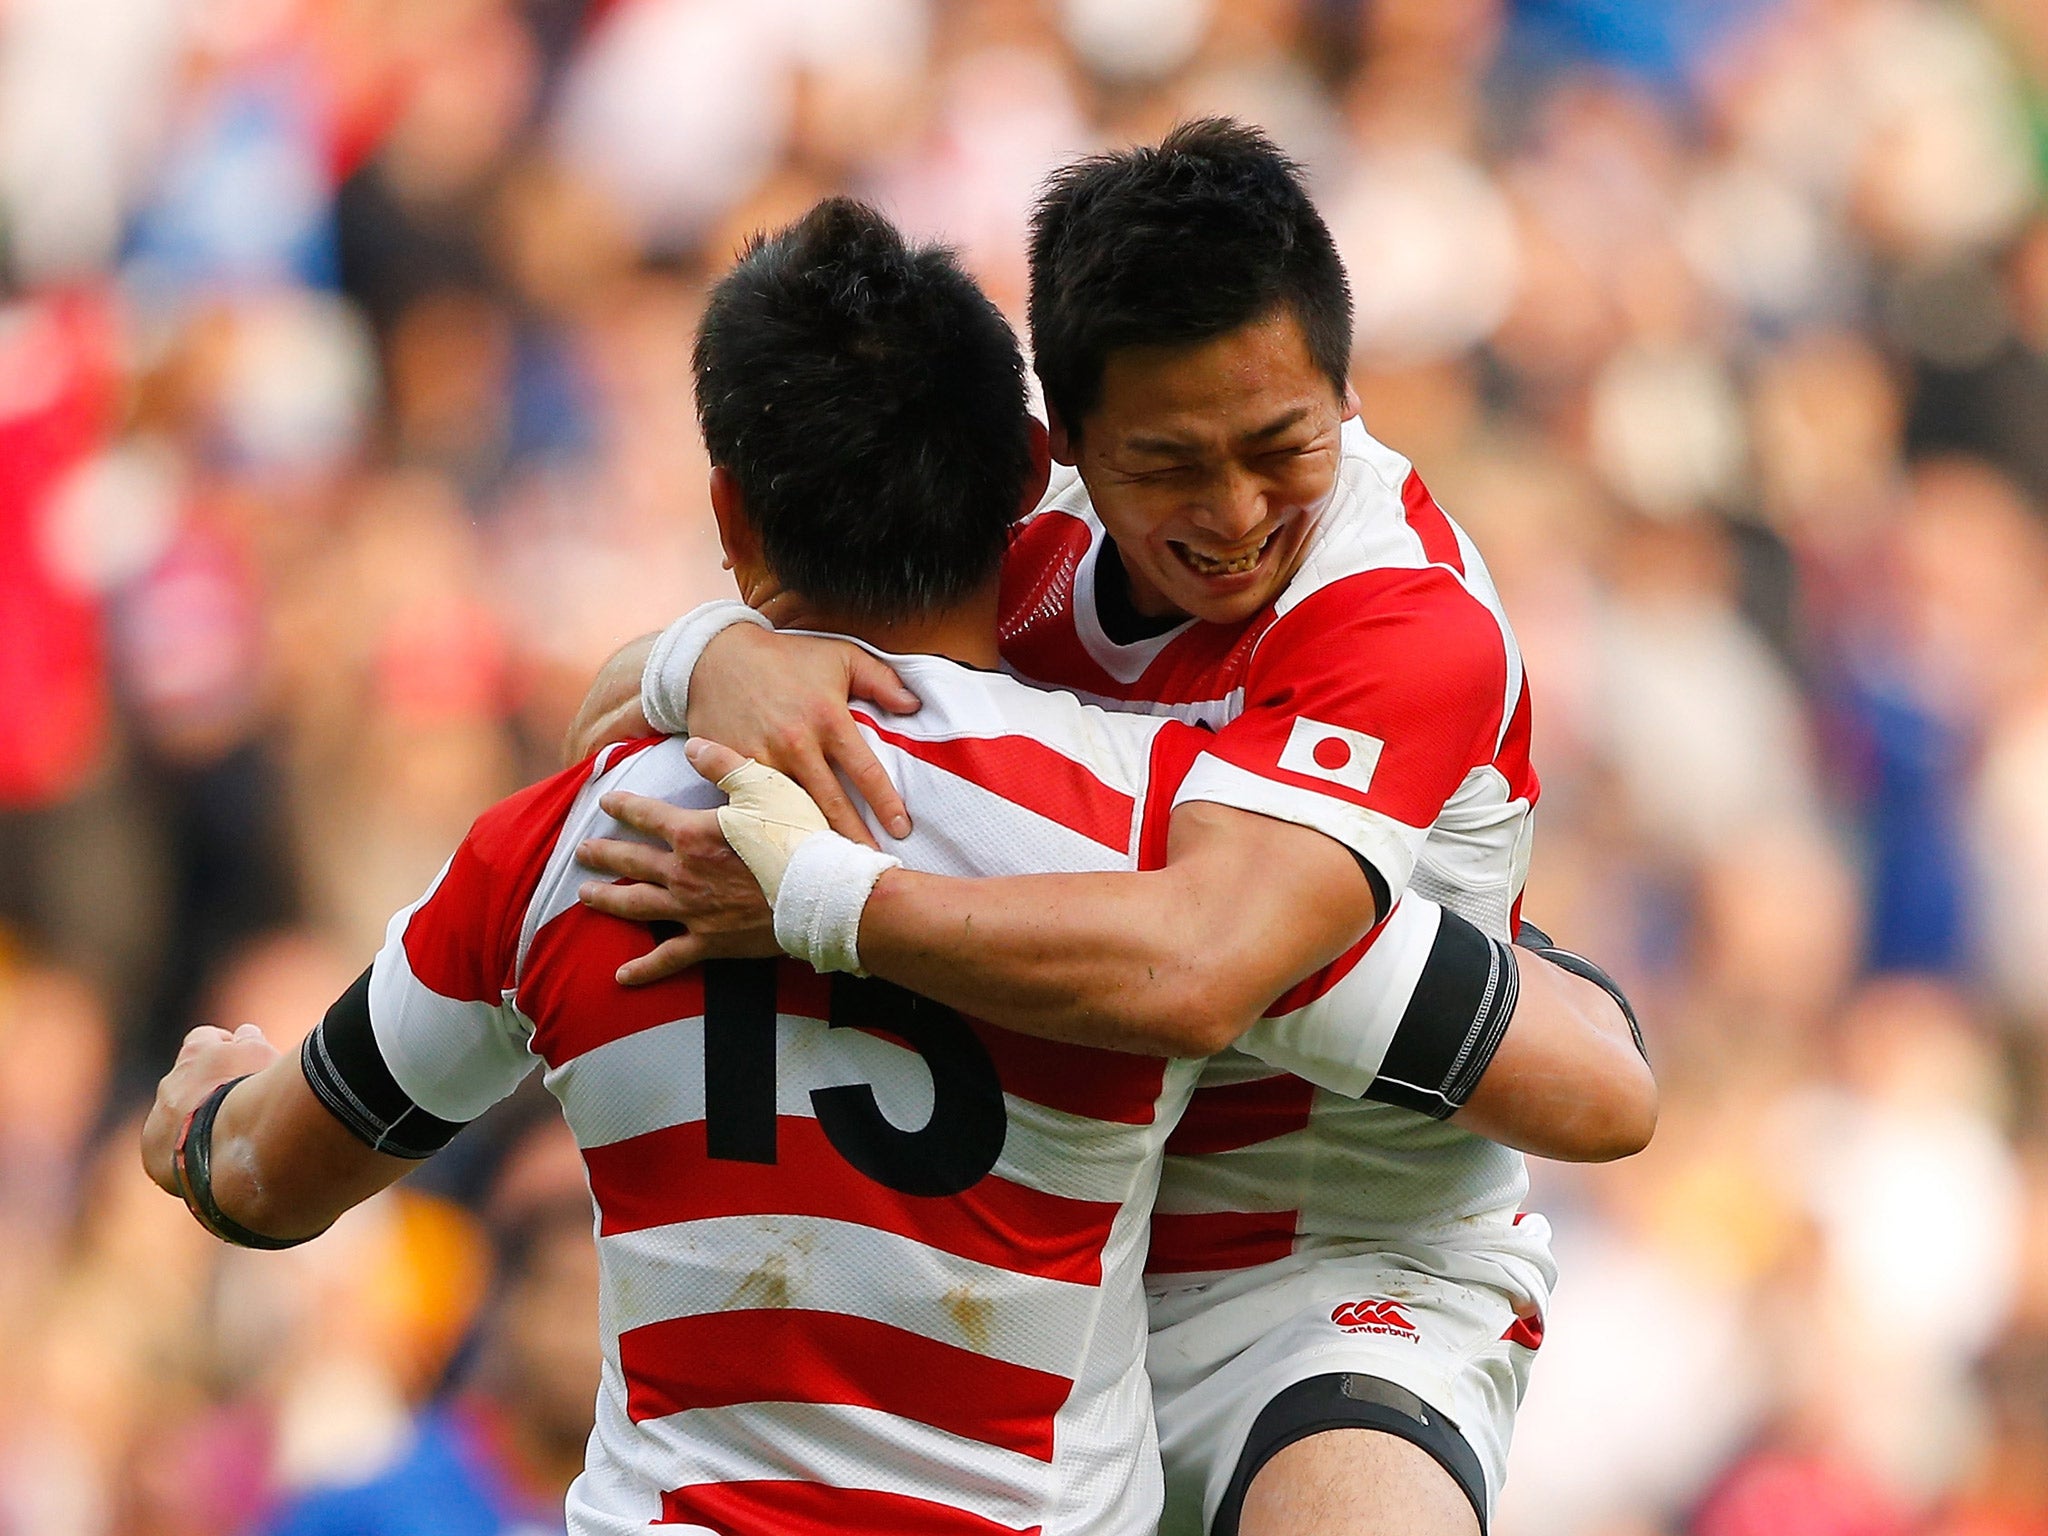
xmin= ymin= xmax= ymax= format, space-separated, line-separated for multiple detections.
xmin=589 ymin=748 xmax=1657 ymax=1161
xmin=866 ymin=848 xmax=1653 ymax=1159
xmin=1451 ymin=951 xmax=1655 ymax=1161
xmin=858 ymin=801 xmax=1379 ymax=1057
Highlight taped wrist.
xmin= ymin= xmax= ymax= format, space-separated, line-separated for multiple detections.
xmin=772 ymin=832 xmax=901 ymax=975
xmin=642 ymin=601 xmax=773 ymax=736
xmin=1365 ymin=909 xmax=1520 ymax=1119
xmin=1515 ymin=920 xmax=1647 ymax=1062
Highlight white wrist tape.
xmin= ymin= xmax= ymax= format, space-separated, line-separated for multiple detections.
xmin=641 ymin=601 xmax=772 ymax=736
xmin=772 ymin=833 xmax=901 ymax=976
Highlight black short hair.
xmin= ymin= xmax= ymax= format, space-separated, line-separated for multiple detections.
xmin=694 ymin=198 xmax=1031 ymax=622
xmin=1027 ymin=118 xmax=1353 ymax=434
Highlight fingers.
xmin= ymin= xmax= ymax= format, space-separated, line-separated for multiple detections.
xmin=593 ymin=794 xmax=731 ymax=861
xmin=682 ymin=738 xmax=749 ymax=784
xmin=616 ymin=933 xmax=708 ymax=987
xmin=578 ymin=879 xmax=693 ymax=924
xmin=576 ymin=835 xmax=675 ymax=886
xmin=597 ymin=789 xmax=688 ymax=841
xmin=783 ymin=745 xmax=878 ymax=848
xmin=823 ymin=719 xmax=911 ymax=840
xmin=846 ymin=650 xmax=921 ymax=715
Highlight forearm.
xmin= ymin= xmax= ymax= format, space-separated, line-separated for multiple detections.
xmin=1449 ymin=953 xmax=1656 ymax=1162
xmin=206 ymin=1059 xmax=415 ymax=1239
xmin=858 ymin=865 xmax=1337 ymax=1055
xmin=563 ymin=633 xmax=657 ymax=764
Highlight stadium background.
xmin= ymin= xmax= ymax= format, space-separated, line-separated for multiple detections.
xmin=3 ymin=0 xmax=2048 ymax=1530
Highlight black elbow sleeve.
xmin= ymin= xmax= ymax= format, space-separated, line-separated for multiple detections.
xmin=1514 ymin=920 xmax=1647 ymax=1063
xmin=301 ymin=966 xmax=467 ymax=1159
xmin=1365 ymin=910 xmax=1520 ymax=1120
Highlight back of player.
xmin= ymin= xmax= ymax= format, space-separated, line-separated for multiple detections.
xmin=367 ymin=652 xmax=1208 ymax=1535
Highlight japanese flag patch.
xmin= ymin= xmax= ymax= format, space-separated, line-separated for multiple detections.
xmin=1278 ymin=717 xmax=1384 ymax=797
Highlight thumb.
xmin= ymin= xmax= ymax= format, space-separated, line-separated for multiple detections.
xmin=847 ymin=652 xmax=920 ymax=716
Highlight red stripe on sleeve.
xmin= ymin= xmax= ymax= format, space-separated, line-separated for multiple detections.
xmin=1163 ymin=1073 xmax=1317 ymax=1156
xmin=661 ymin=1481 xmax=1040 ymax=1536
xmin=1145 ymin=1210 xmax=1299 ymax=1275
xmin=1262 ymin=905 xmax=1393 ymax=1017
xmin=970 ymin=1023 xmax=1164 ymax=1125
xmin=849 ymin=712 xmax=1135 ymax=853
xmin=583 ymin=1115 xmax=1121 ymax=1286
xmin=1502 ymin=1313 xmax=1545 ymax=1350
xmin=1493 ymin=672 xmax=1538 ymax=803
xmin=622 ymin=1308 xmax=1071 ymax=1460
xmin=1136 ymin=722 xmax=1210 ymax=872
xmin=403 ymin=755 xmax=619 ymax=1004
xmin=1401 ymin=472 xmax=1464 ymax=574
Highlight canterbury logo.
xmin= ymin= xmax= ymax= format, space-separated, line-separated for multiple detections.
xmin=1330 ymin=1298 xmax=1418 ymax=1337
xmin=1278 ymin=718 xmax=1383 ymax=796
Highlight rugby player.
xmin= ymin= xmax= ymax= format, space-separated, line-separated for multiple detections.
xmin=570 ymin=122 xmax=1646 ymax=1535
xmin=141 ymin=199 xmax=1644 ymax=1536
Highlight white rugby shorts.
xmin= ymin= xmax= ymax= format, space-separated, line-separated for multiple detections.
xmin=1145 ymin=1217 xmax=1557 ymax=1535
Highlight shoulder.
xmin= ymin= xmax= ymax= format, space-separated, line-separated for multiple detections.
xmin=999 ymin=501 xmax=1095 ymax=634
xmin=1263 ymin=426 xmax=1515 ymax=687
xmin=1260 ymin=563 xmax=1511 ymax=694
xmin=407 ymin=738 xmax=684 ymax=1002
xmin=861 ymin=654 xmax=1173 ymax=791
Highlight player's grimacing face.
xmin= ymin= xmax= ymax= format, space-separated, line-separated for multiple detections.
xmin=1067 ymin=309 xmax=1350 ymax=627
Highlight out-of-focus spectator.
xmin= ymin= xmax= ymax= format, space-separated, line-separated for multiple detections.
xmin=261 ymin=1127 xmax=598 ymax=1536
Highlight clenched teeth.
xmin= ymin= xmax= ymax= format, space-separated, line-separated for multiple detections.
xmin=1172 ymin=529 xmax=1277 ymax=577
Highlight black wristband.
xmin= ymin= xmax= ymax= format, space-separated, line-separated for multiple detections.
xmin=173 ymin=1076 xmax=328 ymax=1250
xmin=1514 ymin=921 xmax=1647 ymax=1062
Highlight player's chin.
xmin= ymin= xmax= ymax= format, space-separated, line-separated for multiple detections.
xmin=1168 ymin=569 xmax=1290 ymax=627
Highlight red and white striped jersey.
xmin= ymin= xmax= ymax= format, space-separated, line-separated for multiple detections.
xmin=361 ymin=648 xmax=1453 ymax=1535
xmin=998 ymin=417 xmax=1543 ymax=1276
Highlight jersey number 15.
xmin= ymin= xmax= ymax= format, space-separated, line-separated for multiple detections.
xmin=701 ymin=960 xmax=1006 ymax=1197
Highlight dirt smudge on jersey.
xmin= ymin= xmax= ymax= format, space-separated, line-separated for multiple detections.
xmin=727 ymin=1251 xmax=792 ymax=1309
xmin=944 ymin=1284 xmax=994 ymax=1353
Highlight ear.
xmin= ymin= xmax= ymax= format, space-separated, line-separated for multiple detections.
xmin=1019 ymin=415 xmax=1052 ymax=519
xmin=1045 ymin=401 xmax=1077 ymax=467
xmin=1342 ymin=380 xmax=1361 ymax=422
xmin=708 ymin=466 xmax=763 ymax=591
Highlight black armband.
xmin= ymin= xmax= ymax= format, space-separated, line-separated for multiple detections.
xmin=1365 ymin=909 xmax=1520 ymax=1119
xmin=1515 ymin=920 xmax=1647 ymax=1062
xmin=301 ymin=966 xmax=466 ymax=1159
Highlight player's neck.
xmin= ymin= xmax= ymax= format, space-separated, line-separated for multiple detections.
xmin=774 ymin=584 xmax=1003 ymax=670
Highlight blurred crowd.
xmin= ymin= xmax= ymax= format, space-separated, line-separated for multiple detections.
xmin=2 ymin=0 xmax=2047 ymax=1532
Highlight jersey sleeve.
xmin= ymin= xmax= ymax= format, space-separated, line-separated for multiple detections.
xmin=1232 ymin=895 xmax=1441 ymax=1096
xmin=1170 ymin=568 xmax=1511 ymax=902
xmin=1236 ymin=895 xmax=1522 ymax=1114
xmin=301 ymin=763 xmax=595 ymax=1150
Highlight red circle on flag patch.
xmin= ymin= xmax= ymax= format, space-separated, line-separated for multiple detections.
xmin=1312 ymin=735 xmax=1352 ymax=771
